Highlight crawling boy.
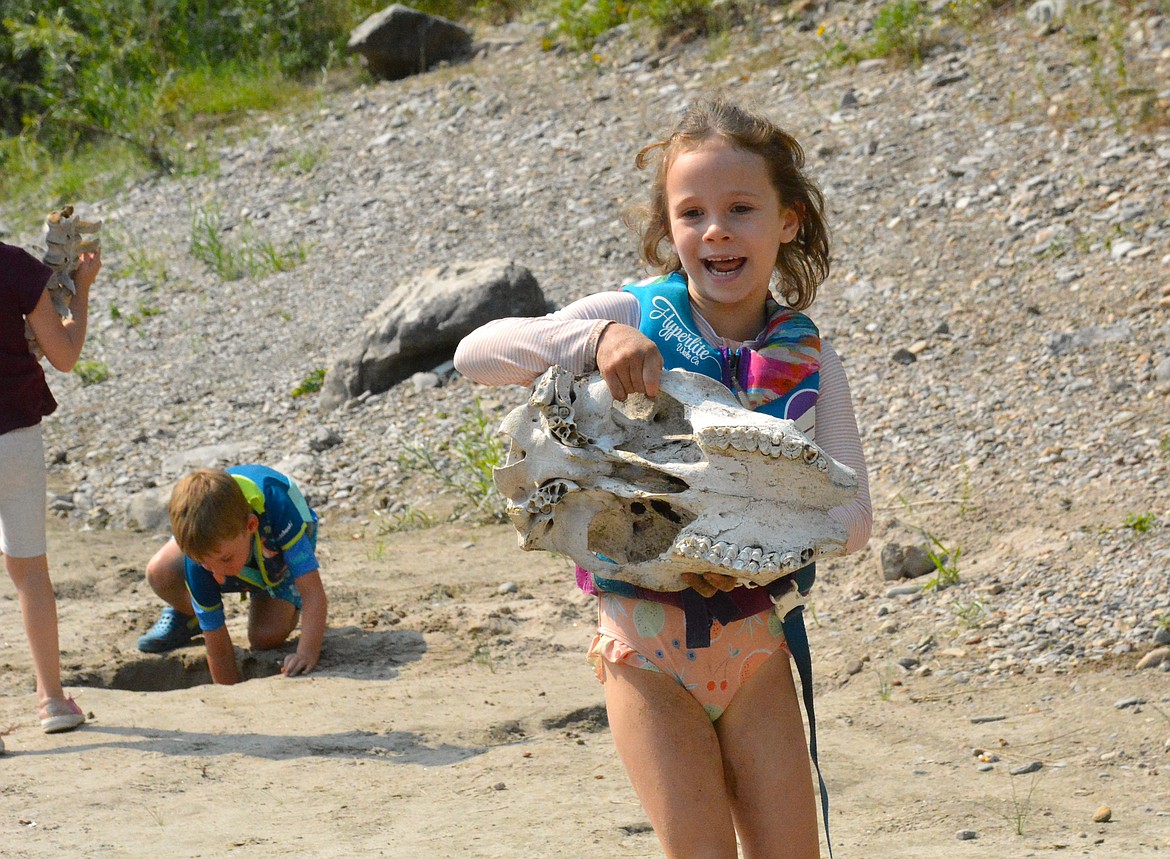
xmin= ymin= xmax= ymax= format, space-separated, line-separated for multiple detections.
xmin=137 ymin=465 xmax=327 ymax=684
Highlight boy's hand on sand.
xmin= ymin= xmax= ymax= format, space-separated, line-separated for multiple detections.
xmin=596 ymin=323 xmax=663 ymax=401
xmin=682 ymin=571 xmax=738 ymax=598
xmin=281 ymin=650 xmax=318 ymax=677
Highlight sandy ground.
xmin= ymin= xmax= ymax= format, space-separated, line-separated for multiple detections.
xmin=1 ymin=515 xmax=1167 ymax=859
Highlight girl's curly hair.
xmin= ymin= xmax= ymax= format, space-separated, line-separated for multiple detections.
xmin=625 ymin=98 xmax=830 ymax=311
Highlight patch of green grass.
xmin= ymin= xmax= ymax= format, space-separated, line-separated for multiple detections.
xmin=896 ymin=495 xmax=962 ymax=591
xmin=866 ymin=0 xmax=930 ymax=64
xmin=1004 ymin=771 xmax=1042 ymax=836
xmin=951 ymin=596 xmax=987 ymax=628
xmin=375 ymin=504 xmax=436 ymax=533
xmin=553 ymin=0 xmax=726 ymax=50
xmin=115 ymin=246 xmax=169 ymax=286
xmin=73 ymin=358 xmax=109 ymax=385
xmin=189 ymin=204 xmax=310 ymax=281
xmin=109 ymin=299 xmax=162 ymax=329
xmin=274 ymin=143 xmax=328 ymax=174
xmin=159 ymin=62 xmax=311 ymax=119
xmin=818 ymin=0 xmax=936 ymax=67
xmin=396 ymin=399 xmax=507 ymax=522
xmin=920 ymin=533 xmax=962 ymax=591
xmin=291 ymin=368 xmax=326 ymax=398
xmin=555 ymin=0 xmax=632 ymax=49
xmin=1123 ymin=512 xmax=1156 ymax=533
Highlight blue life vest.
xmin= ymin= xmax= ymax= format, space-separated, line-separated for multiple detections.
xmin=590 ymin=272 xmax=823 ymax=628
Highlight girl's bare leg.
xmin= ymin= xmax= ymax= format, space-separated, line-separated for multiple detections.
xmin=5 ymin=553 xmax=66 ymax=703
xmin=603 ymin=659 xmax=739 ymax=859
xmin=715 ymin=651 xmax=820 ymax=859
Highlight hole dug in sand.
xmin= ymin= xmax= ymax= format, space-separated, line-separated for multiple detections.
xmin=63 ymin=627 xmax=428 ymax=692
xmin=68 ymin=648 xmax=283 ymax=692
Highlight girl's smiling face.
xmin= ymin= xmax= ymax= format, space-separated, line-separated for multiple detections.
xmin=665 ymin=138 xmax=800 ymax=339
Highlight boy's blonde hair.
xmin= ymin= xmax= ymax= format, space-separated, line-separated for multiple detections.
xmin=168 ymin=468 xmax=251 ymax=559
xmin=626 ymin=97 xmax=831 ymax=312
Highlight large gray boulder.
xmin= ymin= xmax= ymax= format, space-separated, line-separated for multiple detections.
xmin=347 ymin=4 xmax=473 ymax=81
xmin=321 ymin=259 xmax=546 ymax=410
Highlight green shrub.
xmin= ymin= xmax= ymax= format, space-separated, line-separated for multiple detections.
xmin=554 ymin=0 xmax=724 ymax=50
xmin=189 ymin=204 xmax=310 ymax=280
xmin=73 ymin=358 xmax=109 ymax=385
xmin=0 ymin=0 xmax=385 ymax=203
xmin=1124 ymin=512 xmax=1156 ymax=533
xmin=397 ymin=399 xmax=507 ymax=522
xmin=556 ymin=0 xmax=632 ymax=49
xmin=866 ymin=0 xmax=929 ymax=64
xmin=292 ymin=369 xmax=327 ymax=398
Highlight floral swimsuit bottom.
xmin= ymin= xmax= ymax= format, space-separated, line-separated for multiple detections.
xmin=589 ymin=590 xmax=790 ymax=722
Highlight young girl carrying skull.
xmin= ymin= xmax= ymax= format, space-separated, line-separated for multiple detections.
xmin=455 ymin=97 xmax=871 ymax=859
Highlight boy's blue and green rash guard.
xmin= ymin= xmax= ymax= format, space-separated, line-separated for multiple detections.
xmin=185 ymin=464 xmax=319 ymax=632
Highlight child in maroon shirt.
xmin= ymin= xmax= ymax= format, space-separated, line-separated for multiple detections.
xmin=1 ymin=240 xmax=100 ymax=745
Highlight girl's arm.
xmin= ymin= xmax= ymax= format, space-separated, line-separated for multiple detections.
xmin=817 ymin=341 xmax=872 ymax=554
xmin=25 ymin=250 xmax=101 ymax=372
xmin=454 ymin=291 xmax=641 ymax=387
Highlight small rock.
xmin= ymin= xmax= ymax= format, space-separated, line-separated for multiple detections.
xmin=411 ymin=371 xmax=441 ymax=392
xmin=1137 ymin=648 xmax=1169 ymax=670
xmin=956 ymin=829 xmax=978 ymax=840
xmin=1114 ymin=696 xmax=1146 ymax=709
xmin=887 ymin=583 xmax=923 ymax=597
xmin=1093 ymin=805 xmax=1112 ymax=823
xmin=308 ymin=428 xmax=342 ymax=452
xmin=1010 ymin=760 xmax=1043 ymax=775
xmin=497 ymin=581 xmax=518 ymax=595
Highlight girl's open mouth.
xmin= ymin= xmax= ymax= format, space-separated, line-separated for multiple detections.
xmin=704 ymin=256 xmax=745 ymax=275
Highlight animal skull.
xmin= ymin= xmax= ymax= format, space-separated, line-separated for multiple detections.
xmin=495 ymin=366 xmax=858 ymax=592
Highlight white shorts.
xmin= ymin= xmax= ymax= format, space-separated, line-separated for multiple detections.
xmin=0 ymin=423 xmax=47 ymax=558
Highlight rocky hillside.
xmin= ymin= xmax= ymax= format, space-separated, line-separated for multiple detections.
xmin=8 ymin=4 xmax=1170 ymax=673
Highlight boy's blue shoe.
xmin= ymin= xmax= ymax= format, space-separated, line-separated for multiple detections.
xmin=137 ymin=607 xmax=200 ymax=653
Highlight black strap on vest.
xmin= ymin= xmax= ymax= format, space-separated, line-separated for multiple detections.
xmin=781 ymin=604 xmax=832 ymax=857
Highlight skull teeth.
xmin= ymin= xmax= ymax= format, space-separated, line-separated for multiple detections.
xmin=529 ymin=366 xmax=591 ymax=447
xmin=674 ymin=534 xmax=823 ymax=576
xmin=518 ymin=478 xmax=576 ymax=515
xmin=698 ymin=426 xmax=827 ymax=469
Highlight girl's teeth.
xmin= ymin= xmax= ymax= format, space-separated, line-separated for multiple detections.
xmin=706 ymin=258 xmax=743 ymax=274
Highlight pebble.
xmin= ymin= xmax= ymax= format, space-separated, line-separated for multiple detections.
xmin=1010 ymin=761 xmax=1044 ymax=775
xmin=1093 ymin=805 xmax=1112 ymax=823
